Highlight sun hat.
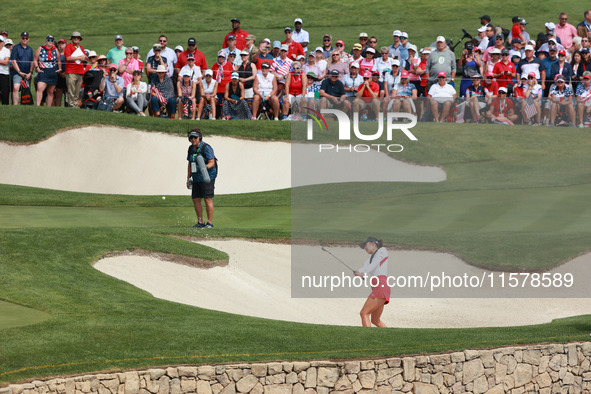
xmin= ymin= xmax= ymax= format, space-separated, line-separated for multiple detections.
xmin=156 ymin=65 xmax=167 ymax=73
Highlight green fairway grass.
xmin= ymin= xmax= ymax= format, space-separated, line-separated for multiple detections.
xmin=0 ymin=301 xmax=50 ymax=330
xmin=3 ymin=0 xmax=591 ymax=386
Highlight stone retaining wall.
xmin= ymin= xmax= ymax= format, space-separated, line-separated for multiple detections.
xmin=3 ymin=342 xmax=591 ymax=394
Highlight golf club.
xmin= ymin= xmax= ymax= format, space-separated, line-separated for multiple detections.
xmin=321 ymin=246 xmax=355 ymax=272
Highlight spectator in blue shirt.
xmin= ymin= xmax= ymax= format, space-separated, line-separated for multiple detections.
xmin=11 ymin=32 xmax=34 ymax=105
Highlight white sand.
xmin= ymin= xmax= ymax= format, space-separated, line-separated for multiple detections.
xmin=94 ymin=240 xmax=591 ymax=328
xmin=0 ymin=126 xmax=445 ymax=195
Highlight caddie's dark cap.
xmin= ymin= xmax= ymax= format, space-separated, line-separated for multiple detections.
xmin=359 ymin=237 xmax=379 ymax=249
xmin=188 ymin=129 xmax=202 ymax=140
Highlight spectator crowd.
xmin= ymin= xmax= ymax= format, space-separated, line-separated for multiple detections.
xmin=2 ymin=12 xmax=591 ymax=126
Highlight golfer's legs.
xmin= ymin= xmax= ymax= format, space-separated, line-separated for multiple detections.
xmin=360 ymin=297 xmax=387 ymax=327
xmin=204 ymin=197 xmax=214 ymax=224
xmin=193 ymin=198 xmax=204 ymax=224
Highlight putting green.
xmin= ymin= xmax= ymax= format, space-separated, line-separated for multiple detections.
xmin=0 ymin=300 xmax=50 ymax=330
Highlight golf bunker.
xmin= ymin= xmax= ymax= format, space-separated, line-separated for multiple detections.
xmin=4 ymin=126 xmax=589 ymax=328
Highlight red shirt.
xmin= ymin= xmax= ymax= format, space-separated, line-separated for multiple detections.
xmin=419 ymin=60 xmax=428 ymax=87
xmin=491 ymin=98 xmax=514 ymax=117
xmin=484 ymin=80 xmax=499 ymax=96
xmin=288 ymin=72 xmax=304 ymax=96
xmin=137 ymin=59 xmax=144 ymax=73
xmin=64 ymin=43 xmax=86 ymax=74
xmin=492 ymin=61 xmax=516 ymax=88
xmin=176 ymin=49 xmax=207 ymax=71
xmin=281 ymin=40 xmax=305 ymax=61
xmin=223 ymin=29 xmax=250 ymax=51
xmin=212 ymin=61 xmax=234 ymax=94
xmin=511 ymin=24 xmax=522 ymax=40
xmin=357 ymin=81 xmax=380 ymax=101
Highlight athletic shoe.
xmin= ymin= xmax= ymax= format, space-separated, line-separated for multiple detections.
xmin=579 ymin=124 xmax=584 ymax=128
xmin=139 ymin=112 xmax=146 ymax=116
xmin=251 ymin=116 xmax=257 ymax=120
xmin=205 ymin=222 xmax=214 ymax=228
xmin=192 ymin=222 xmax=206 ymax=228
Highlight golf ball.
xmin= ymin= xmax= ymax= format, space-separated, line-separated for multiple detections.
xmin=162 ymin=196 xmax=166 ymax=200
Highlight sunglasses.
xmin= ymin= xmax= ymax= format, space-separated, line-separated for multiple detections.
xmin=323 ymin=39 xmax=331 ymax=42
xmin=437 ymin=76 xmax=446 ymax=79
xmin=293 ymin=67 xmax=300 ymax=70
xmin=336 ymin=44 xmax=343 ymax=47
xmin=189 ymin=136 xmax=198 ymax=140
xmin=332 ymin=54 xmax=339 ymax=56
xmin=126 ymin=52 xmax=132 ymax=55
xmin=159 ymin=39 xmax=167 ymax=42
xmin=47 ymin=39 xmax=54 ymax=42
xmin=560 ymin=18 xmax=568 ymax=21
xmin=369 ymin=41 xmax=377 ymax=44
xmin=499 ymin=91 xmax=507 ymax=94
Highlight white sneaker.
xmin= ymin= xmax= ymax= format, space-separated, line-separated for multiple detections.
xmin=579 ymin=123 xmax=584 ymax=128
xmin=139 ymin=112 xmax=146 ymax=117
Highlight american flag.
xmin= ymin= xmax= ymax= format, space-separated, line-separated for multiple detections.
xmin=523 ymin=97 xmax=537 ymax=121
xmin=151 ymin=86 xmax=167 ymax=106
xmin=455 ymin=101 xmax=467 ymax=123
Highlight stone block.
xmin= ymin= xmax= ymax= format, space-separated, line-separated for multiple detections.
xmin=358 ymin=371 xmax=376 ymax=389
xmin=268 ymin=364 xmax=284 ymax=376
xmin=178 ymin=368 xmax=198 ymax=378
xmin=125 ymin=373 xmax=140 ymax=394
xmin=291 ymin=384 xmax=304 ymax=394
xmin=522 ymin=350 xmax=541 ymax=366
xmin=212 ymin=384 xmax=224 ymax=394
xmin=568 ymin=344 xmax=578 ymax=367
xmin=463 ymin=359 xmax=485 ymax=384
xmin=217 ymin=374 xmax=231 ymax=387
xmin=450 ymin=353 xmax=465 ymax=363
xmin=251 ymin=365 xmax=267 ymax=378
xmin=472 ymin=375 xmax=488 ymax=394
xmin=334 ymin=377 xmax=351 ymax=391
xmin=148 ymin=370 xmax=166 ymax=381
xmin=464 ymin=350 xmax=480 ymax=361
xmin=386 ymin=359 xmax=401 ymax=368
xmin=220 ymin=383 xmax=235 ymax=394
xmin=535 ymin=372 xmax=552 ymax=389
xmin=285 ymin=373 xmax=298 ymax=385
xmin=158 ymin=376 xmax=170 ymax=394
xmin=412 ymin=383 xmax=438 ymax=394
xmin=317 ymin=368 xmax=339 ymax=388
xmin=360 ymin=361 xmax=375 ymax=371
xmin=344 ymin=362 xmax=360 ymax=375
xmin=236 ymin=376 xmax=259 ymax=393
xmin=282 ymin=364 xmax=293 ymax=373
xmin=389 ymin=375 xmax=403 ymax=391
xmin=170 ymin=378 xmax=181 ymax=394
xmin=484 ymin=384 xmax=504 ymax=394
xmin=402 ymin=359 xmax=415 ymax=382
xmin=513 ymin=364 xmax=532 ymax=388
xmin=305 ymin=368 xmax=317 ymax=388
xmin=429 ymin=355 xmax=450 ymax=366
xmin=180 ymin=378 xmax=196 ymax=393
xmin=167 ymin=369 xmax=179 ymax=379
xmin=376 ymin=369 xmax=401 ymax=384
xmin=263 ymin=386 xmax=291 ymax=394
xmin=226 ymin=369 xmax=243 ymax=383
xmin=199 ymin=367 xmax=217 ymax=381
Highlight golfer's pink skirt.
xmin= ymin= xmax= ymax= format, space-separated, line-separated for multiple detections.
xmin=369 ymin=275 xmax=391 ymax=304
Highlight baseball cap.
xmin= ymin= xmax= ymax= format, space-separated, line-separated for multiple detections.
xmin=280 ymin=44 xmax=288 ymax=51
xmin=582 ymin=71 xmax=591 ymax=79
xmin=490 ymin=48 xmax=501 ymax=55
xmin=330 ymin=69 xmax=340 ymax=76
xmin=527 ymin=72 xmax=537 ymax=78
xmin=496 ymin=34 xmax=504 ymax=40
xmin=511 ymin=38 xmax=522 ymax=44
xmin=131 ymin=46 xmax=139 ymax=52
xmin=0 ymin=36 xmax=4 ymax=43
xmin=182 ymin=71 xmax=191 ymax=77
xmin=548 ymin=45 xmax=557 ymax=52
xmin=392 ymin=59 xmax=401 ymax=67
xmin=231 ymin=72 xmax=239 ymax=79
xmin=401 ymin=32 xmax=409 ymax=39
xmin=323 ymin=33 xmax=332 ymax=40
xmin=501 ymin=49 xmax=510 ymax=55
xmin=153 ymin=43 xmax=162 ymax=51
xmin=392 ymin=30 xmax=402 ymax=37
xmin=21 ymin=32 xmax=30 ymax=38
xmin=437 ymin=71 xmax=446 ymax=78
xmin=308 ymin=52 xmax=315 ymax=57
xmin=5 ymin=39 xmax=13 ymax=46
xmin=400 ymin=70 xmax=409 ymax=78
xmin=436 ymin=36 xmax=446 ymax=42
xmin=188 ymin=38 xmax=196 ymax=45
xmin=273 ymin=41 xmax=282 ymax=49
xmin=188 ymin=130 xmax=202 ymax=140
xmin=217 ymin=50 xmax=227 ymax=58
xmin=512 ymin=16 xmax=521 ymax=23
xmin=353 ymin=43 xmax=363 ymax=50
xmin=520 ymin=19 xmax=528 ymax=25
xmin=524 ymin=45 xmax=534 ymax=51
xmin=315 ymin=47 xmax=323 ymax=53
xmin=175 ymin=45 xmax=183 ymax=52
xmin=306 ymin=72 xmax=317 ymax=80
xmin=262 ymin=38 xmax=271 ymax=44
xmin=58 ymin=38 xmax=67 ymax=44
xmin=498 ymin=86 xmax=507 ymax=93
xmin=336 ymin=40 xmax=344 ymax=46
xmin=230 ymin=18 xmax=240 ymax=23
xmin=109 ymin=63 xmax=117 ymax=70
xmin=359 ymin=32 xmax=368 ymax=38
xmin=365 ymin=47 xmax=375 ymax=54
xmin=545 ymin=22 xmax=556 ymax=31
xmin=555 ymin=74 xmax=565 ymax=81
xmin=362 ymin=71 xmax=372 ymax=78
xmin=558 ymin=49 xmax=567 ymax=56
xmin=284 ymin=27 xmax=292 ymax=33
xmin=97 ymin=55 xmax=107 ymax=61
xmin=246 ymin=34 xmax=256 ymax=41
xmin=471 ymin=73 xmax=482 ymax=79
xmin=520 ymin=73 xmax=528 ymax=80
xmin=240 ymin=49 xmax=249 ymax=56
xmin=115 ymin=34 xmax=123 ymax=41
xmin=261 ymin=62 xmax=270 ymax=68
xmin=88 ymin=50 xmax=97 ymax=57
xmin=46 ymin=35 xmax=55 ymax=41
xmin=479 ymin=14 xmax=491 ymax=21
xmin=407 ymin=44 xmax=418 ymax=53
xmin=582 ymin=48 xmax=591 ymax=54
xmin=187 ymin=53 xmax=195 ymax=59
xmin=228 ymin=34 xmax=236 ymax=40
xmin=294 ymin=18 xmax=303 ymax=24
xmin=359 ymin=237 xmax=380 ymax=249
xmin=350 ymin=62 xmax=359 ymax=68
xmin=420 ymin=47 xmax=431 ymax=54
xmin=204 ymin=69 xmax=213 ymax=76
xmin=477 ymin=26 xmax=487 ymax=33
xmin=486 ymin=72 xmax=494 ymax=78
